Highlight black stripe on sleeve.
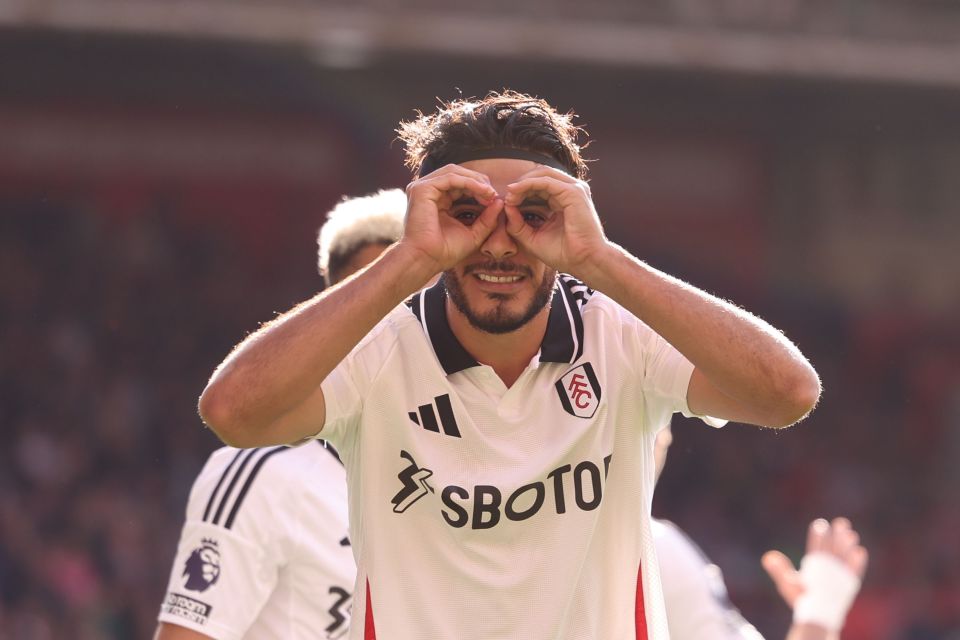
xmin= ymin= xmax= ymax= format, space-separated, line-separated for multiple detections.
xmin=210 ymin=448 xmax=259 ymax=525
xmin=202 ymin=449 xmax=245 ymax=523
xmin=224 ymin=446 xmax=290 ymax=530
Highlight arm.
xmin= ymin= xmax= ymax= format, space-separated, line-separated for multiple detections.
xmin=157 ymin=446 xmax=357 ymax=637
xmin=785 ymin=624 xmax=836 ymax=640
xmin=199 ymin=242 xmax=429 ymax=447
xmin=764 ymin=518 xmax=869 ymax=640
xmin=199 ymin=167 xmax=503 ymax=446
xmin=582 ymin=247 xmax=819 ymax=427
xmin=156 ymin=448 xmax=282 ymax=638
xmin=503 ymin=168 xmax=820 ymax=428
xmin=154 ymin=623 xmax=214 ymax=640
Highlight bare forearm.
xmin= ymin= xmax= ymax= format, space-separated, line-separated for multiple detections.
xmin=579 ymin=244 xmax=820 ymax=427
xmin=785 ymin=623 xmax=836 ymax=640
xmin=199 ymin=243 xmax=433 ymax=444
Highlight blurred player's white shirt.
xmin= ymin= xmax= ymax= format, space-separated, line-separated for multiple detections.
xmin=319 ymin=276 xmax=721 ymax=640
xmin=158 ymin=442 xmax=355 ymax=640
xmin=653 ymin=519 xmax=764 ymax=640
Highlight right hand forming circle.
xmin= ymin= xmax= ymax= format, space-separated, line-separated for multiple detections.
xmin=402 ymin=164 xmax=503 ymax=274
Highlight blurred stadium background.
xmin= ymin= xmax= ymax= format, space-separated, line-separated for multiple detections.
xmin=1 ymin=1 xmax=958 ymax=637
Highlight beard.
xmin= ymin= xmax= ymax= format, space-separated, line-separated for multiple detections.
xmin=442 ymin=262 xmax=557 ymax=335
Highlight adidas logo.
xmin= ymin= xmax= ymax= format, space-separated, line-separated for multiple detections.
xmin=408 ymin=394 xmax=461 ymax=438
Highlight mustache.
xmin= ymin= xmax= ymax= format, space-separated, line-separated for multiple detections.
xmin=462 ymin=261 xmax=533 ymax=278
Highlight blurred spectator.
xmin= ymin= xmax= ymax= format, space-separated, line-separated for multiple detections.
xmin=1 ymin=127 xmax=958 ymax=639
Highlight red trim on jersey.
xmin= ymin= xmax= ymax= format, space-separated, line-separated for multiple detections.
xmin=635 ymin=562 xmax=648 ymax=640
xmin=364 ymin=579 xmax=377 ymax=640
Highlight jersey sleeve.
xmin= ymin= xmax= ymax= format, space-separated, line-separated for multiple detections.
xmin=158 ymin=522 xmax=279 ymax=639
xmin=317 ymin=356 xmax=364 ymax=448
xmin=318 ymin=316 xmax=401 ymax=448
xmin=624 ymin=310 xmax=726 ymax=429
xmin=157 ymin=449 xmax=286 ymax=640
xmin=653 ymin=520 xmax=765 ymax=640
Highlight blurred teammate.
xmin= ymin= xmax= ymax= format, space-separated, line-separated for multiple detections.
xmin=654 ymin=427 xmax=869 ymax=640
xmin=154 ymin=189 xmax=406 ymax=640
xmin=198 ymin=91 xmax=822 ymax=639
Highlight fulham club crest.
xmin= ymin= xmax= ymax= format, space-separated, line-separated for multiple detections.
xmin=555 ymin=363 xmax=602 ymax=419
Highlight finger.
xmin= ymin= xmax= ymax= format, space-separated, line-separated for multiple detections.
xmin=419 ymin=163 xmax=494 ymax=186
xmin=504 ymin=176 xmax=582 ymax=206
xmin=419 ymin=173 xmax=498 ymax=205
xmin=469 ymin=199 xmax=504 ymax=243
xmin=848 ymin=545 xmax=869 ymax=579
xmin=511 ymin=164 xmax=579 ymax=184
xmin=503 ymin=203 xmax=524 ymax=234
xmin=831 ymin=518 xmax=859 ymax=559
xmin=762 ymin=550 xmax=804 ymax=607
xmin=807 ymin=518 xmax=830 ymax=554
xmin=503 ymin=204 xmax=536 ymax=244
xmin=842 ymin=528 xmax=861 ymax=551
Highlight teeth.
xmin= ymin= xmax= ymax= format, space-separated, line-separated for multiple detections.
xmin=477 ymin=273 xmax=522 ymax=283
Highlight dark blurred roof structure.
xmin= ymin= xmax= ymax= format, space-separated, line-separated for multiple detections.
xmin=2 ymin=0 xmax=960 ymax=87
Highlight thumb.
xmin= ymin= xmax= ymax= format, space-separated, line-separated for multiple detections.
xmin=470 ymin=198 xmax=504 ymax=244
xmin=762 ymin=550 xmax=804 ymax=608
xmin=504 ymin=204 xmax=535 ymax=244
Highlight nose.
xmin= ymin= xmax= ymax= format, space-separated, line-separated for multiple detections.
xmin=480 ymin=212 xmax=517 ymax=261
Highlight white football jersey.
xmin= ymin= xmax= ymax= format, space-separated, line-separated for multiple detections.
xmin=653 ymin=519 xmax=764 ymax=640
xmin=158 ymin=442 xmax=355 ymax=640
xmin=319 ymin=276 xmax=720 ymax=640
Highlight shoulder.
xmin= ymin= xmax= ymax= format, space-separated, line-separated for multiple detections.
xmin=345 ymin=299 xmax=424 ymax=362
xmin=555 ymin=273 xmax=626 ymax=337
xmin=654 ymin=519 xmax=765 ymax=640
xmin=562 ymin=275 xmax=659 ymax=364
xmin=185 ymin=445 xmax=311 ymax=532
xmin=653 ymin=519 xmax=740 ymax=618
xmin=558 ymin=273 xmax=596 ymax=309
xmin=561 ymin=274 xmax=632 ymax=330
xmin=653 ymin=518 xmax=726 ymax=605
xmin=652 ymin=518 xmax=714 ymax=573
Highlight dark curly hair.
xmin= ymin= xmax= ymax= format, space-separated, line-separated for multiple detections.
xmin=397 ymin=90 xmax=589 ymax=180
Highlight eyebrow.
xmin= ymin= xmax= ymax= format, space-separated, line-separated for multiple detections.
xmin=519 ymin=197 xmax=549 ymax=207
xmin=451 ymin=195 xmax=549 ymax=207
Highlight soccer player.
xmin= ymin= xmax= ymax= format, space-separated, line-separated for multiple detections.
xmin=154 ymin=189 xmax=407 ymax=640
xmin=198 ymin=91 xmax=822 ymax=638
xmin=653 ymin=429 xmax=868 ymax=640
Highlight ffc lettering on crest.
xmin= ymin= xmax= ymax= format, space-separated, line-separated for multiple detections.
xmin=555 ymin=362 xmax=602 ymax=418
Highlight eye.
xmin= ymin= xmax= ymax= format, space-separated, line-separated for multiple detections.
xmin=452 ymin=207 xmax=482 ymax=226
xmin=521 ymin=209 xmax=548 ymax=228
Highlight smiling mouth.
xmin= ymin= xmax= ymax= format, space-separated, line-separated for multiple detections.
xmin=475 ymin=273 xmax=524 ymax=284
